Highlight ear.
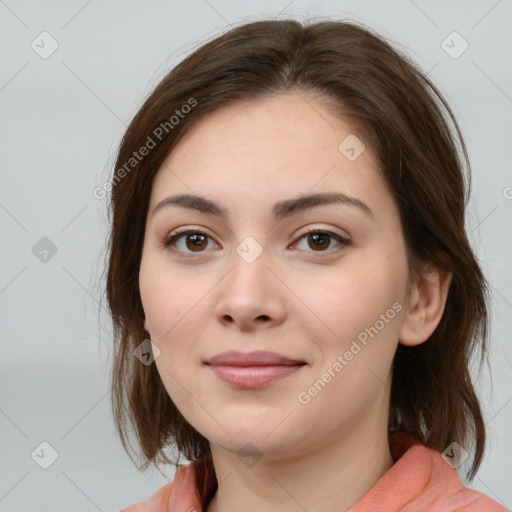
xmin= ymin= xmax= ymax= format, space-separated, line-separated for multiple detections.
xmin=399 ymin=259 xmax=453 ymax=347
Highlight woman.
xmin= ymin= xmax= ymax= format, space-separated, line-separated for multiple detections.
xmin=105 ymin=18 xmax=508 ymax=511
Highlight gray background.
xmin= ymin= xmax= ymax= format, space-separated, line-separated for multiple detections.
xmin=0 ymin=0 xmax=511 ymax=510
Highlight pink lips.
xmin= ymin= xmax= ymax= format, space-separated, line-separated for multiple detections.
xmin=205 ymin=350 xmax=306 ymax=388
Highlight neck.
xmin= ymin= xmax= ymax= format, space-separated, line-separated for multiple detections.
xmin=206 ymin=421 xmax=394 ymax=512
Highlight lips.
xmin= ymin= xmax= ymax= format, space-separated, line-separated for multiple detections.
xmin=204 ymin=350 xmax=306 ymax=367
xmin=205 ymin=350 xmax=307 ymax=388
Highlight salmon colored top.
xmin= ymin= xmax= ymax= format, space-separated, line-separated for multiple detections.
xmin=121 ymin=431 xmax=508 ymax=511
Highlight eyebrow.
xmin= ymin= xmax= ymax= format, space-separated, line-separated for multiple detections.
xmin=151 ymin=191 xmax=373 ymax=221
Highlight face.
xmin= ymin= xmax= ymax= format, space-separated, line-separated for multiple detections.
xmin=139 ymin=92 xmax=413 ymax=460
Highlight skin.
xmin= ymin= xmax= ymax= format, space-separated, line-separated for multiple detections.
xmin=138 ymin=91 xmax=452 ymax=512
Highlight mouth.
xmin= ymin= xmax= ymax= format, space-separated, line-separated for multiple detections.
xmin=206 ymin=362 xmax=306 ymax=388
xmin=205 ymin=349 xmax=306 ymax=366
xmin=204 ymin=350 xmax=307 ymax=388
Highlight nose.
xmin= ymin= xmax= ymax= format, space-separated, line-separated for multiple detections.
xmin=214 ymin=241 xmax=286 ymax=331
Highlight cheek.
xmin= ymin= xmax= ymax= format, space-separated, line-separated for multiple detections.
xmin=299 ymin=266 xmax=405 ymax=416
xmin=139 ymin=257 xmax=208 ymax=363
xmin=139 ymin=253 xmax=193 ymax=336
xmin=301 ymin=258 xmax=406 ymax=342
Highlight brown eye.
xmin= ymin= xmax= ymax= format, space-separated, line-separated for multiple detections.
xmin=183 ymin=233 xmax=208 ymax=252
xmin=294 ymin=229 xmax=350 ymax=253
xmin=162 ymin=230 xmax=218 ymax=253
xmin=307 ymin=232 xmax=330 ymax=251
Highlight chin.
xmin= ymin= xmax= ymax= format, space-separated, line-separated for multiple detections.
xmin=208 ymin=427 xmax=299 ymax=458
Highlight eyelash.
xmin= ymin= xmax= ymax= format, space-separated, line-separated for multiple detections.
xmin=160 ymin=227 xmax=351 ymax=256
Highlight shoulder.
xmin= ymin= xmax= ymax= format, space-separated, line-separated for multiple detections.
xmin=425 ymin=445 xmax=508 ymax=511
xmin=351 ymin=433 xmax=509 ymax=511
xmin=120 ymin=461 xmax=204 ymax=512
xmin=120 ymin=481 xmax=174 ymax=512
xmin=425 ymin=451 xmax=509 ymax=511
xmin=431 ymin=485 xmax=509 ymax=512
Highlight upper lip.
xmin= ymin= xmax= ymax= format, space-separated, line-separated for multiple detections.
xmin=205 ymin=350 xmax=306 ymax=366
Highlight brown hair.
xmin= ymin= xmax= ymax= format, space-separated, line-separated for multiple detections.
xmin=103 ymin=18 xmax=490 ymax=481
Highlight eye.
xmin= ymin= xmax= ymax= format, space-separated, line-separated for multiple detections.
xmin=161 ymin=229 xmax=219 ymax=253
xmin=292 ymin=228 xmax=350 ymax=253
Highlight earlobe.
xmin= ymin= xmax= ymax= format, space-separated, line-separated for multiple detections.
xmin=399 ymin=262 xmax=453 ymax=347
xmin=143 ymin=318 xmax=149 ymax=333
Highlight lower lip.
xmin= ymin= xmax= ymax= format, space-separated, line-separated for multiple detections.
xmin=207 ymin=364 xmax=305 ymax=388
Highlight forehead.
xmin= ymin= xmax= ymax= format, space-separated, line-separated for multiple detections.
xmin=150 ymin=92 xmax=390 ymax=216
